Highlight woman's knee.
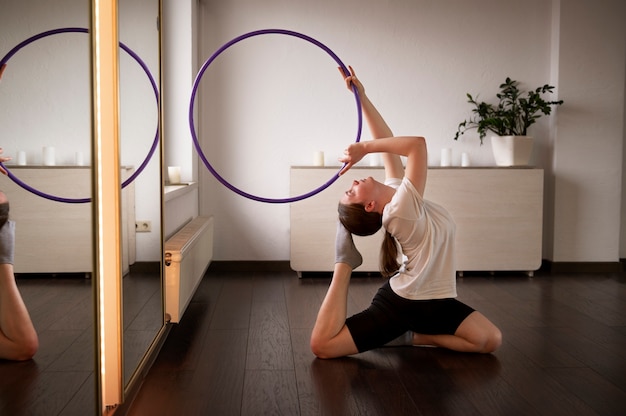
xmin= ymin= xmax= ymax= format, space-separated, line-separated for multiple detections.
xmin=310 ymin=336 xmax=328 ymax=359
xmin=310 ymin=331 xmax=340 ymax=359
xmin=310 ymin=338 xmax=341 ymax=359
xmin=485 ymin=327 xmax=502 ymax=352
xmin=481 ymin=326 xmax=502 ymax=353
xmin=4 ymin=336 xmax=38 ymax=361
xmin=458 ymin=311 xmax=502 ymax=353
xmin=17 ymin=335 xmax=39 ymax=361
xmin=310 ymin=328 xmax=358 ymax=359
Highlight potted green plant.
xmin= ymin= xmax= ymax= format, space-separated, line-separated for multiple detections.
xmin=454 ymin=77 xmax=563 ymax=166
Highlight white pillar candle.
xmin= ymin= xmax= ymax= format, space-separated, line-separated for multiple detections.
xmin=43 ymin=146 xmax=55 ymax=166
xmin=16 ymin=151 xmax=27 ymax=165
xmin=461 ymin=152 xmax=470 ymax=167
xmin=440 ymin=148 xmax=452 ymax=167
xmin=313 ymin=151 xmax=324 ymax=167
xmin=168 ymin=166 xmax=181 ymax=184
xmin=369 ymin=154 xmax=381 ymax=166
xmin=75 ymin=151 xmax=85 ymax=166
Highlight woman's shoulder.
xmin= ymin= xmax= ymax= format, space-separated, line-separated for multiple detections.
xmin=384 ymin=177 xmax=403 ymax=189
xmin=384 ymin=177 xmax=425 ymax=219
xmin=392 ymin=177 xmax=422 ymax=200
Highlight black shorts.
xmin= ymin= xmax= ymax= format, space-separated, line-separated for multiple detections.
xmin=345 ymin=280 xmax=475 ymax=353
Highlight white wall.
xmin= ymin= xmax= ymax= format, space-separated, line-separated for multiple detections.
xmin=551 ymin=0 xmax=625 ymax=262
xmin=162 ymin=0 xmax=198 ymax=184
xmin=0 ymin=1 xmax=91 ymax=164
xmin=0 ymin=0 xmax=162 ymax=262
xmin=193 ymin=0 xmax=625 ymax=263
xmin=5 ymin=0 xmax=624 ymax=264
xmin=197 ymin=0 xmax=554 ymax=260
xmin=119 ymin=0 xmax=161 ymax=261
xmin=162 ymin=0 xmax=201 ymax=241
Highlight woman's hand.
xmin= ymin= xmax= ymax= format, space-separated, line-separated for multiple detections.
xmin=338 ymin=65 xmax=364 ymax=97
xmin=338 ymin=142 xmax=367 ymax=175
xmin=0 ymin=148 xmax=11 ymax=175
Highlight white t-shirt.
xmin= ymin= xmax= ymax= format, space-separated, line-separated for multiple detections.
xmin=383 ymin=177 xmax=457 ymax=300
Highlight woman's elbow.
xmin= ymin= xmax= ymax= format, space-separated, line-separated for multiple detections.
xmin=412 ymin=136 xmax=427 ymax=149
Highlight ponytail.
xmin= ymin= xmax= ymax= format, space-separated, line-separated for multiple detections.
xmin=380 ymin=231 xmax=400 ymax=278
xmin=0 ymin=200 xmax=9 ymax=229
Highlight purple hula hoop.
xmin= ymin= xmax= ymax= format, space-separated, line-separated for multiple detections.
xmin=0 ymin=27 xmax=159 ymax=204
xmin=189 ymin=28 xmax=362 ymax=204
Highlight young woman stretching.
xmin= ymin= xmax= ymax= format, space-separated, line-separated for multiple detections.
xmin=0 ymin=149 xmax=39 ymax=360
xmin=310 ymin=68 xmax=501 ymax=359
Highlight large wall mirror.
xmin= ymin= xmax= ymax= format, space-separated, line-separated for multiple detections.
xmin=0 ymin=0 xmax=164 ymax=413
xmin=118 ymin=0 xmax=164 ymax=392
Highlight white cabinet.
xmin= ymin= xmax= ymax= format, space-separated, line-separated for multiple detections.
xmin=1 ymin=166 xmax=136 ymax=274
xmin=290 ymin=167 xmax=543 ymax=275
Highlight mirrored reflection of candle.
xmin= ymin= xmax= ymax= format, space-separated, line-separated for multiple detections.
xmin=43 ymin=146 xmax=55 ymax=166
xmin=168 ymin=166 xmax=181 ymax=184
xmin=313 ymin=151 xmax=324 ymax=167
xmin=440 ymin=148 xmax=451 ymax=167
xmin=75 ymin=151 xmax=84 ymax=166
xmin=17 ymin=151 xmax=27 ymax=165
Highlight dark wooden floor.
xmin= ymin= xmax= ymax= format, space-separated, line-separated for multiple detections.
xmin=0 ymin=268 xmax=160 ymax=416
xmin=122 ymin=267 xmax=626 ymax=416
xmin=0 ymin=274 xmax=95 ymax=416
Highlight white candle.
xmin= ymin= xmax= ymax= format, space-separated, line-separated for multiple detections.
xmin=43 ymin=146 xmax=55 ymax=166
xmin=16 ymin=151 xmax=27 ymax=165
xmin=168 ymin=166 xmax=181 ymax=184
xmin=75 ymin=151 xmax=84 ymax=166
xmin=461 ymin=152 xmax=470 ymax=167
xmin=440 ymin=148 xmax=452 ymax=167
xmin=313 ymin=151 xmax=324 ymax=167
xmin=369 ymin=154 xmax=381 ymax=166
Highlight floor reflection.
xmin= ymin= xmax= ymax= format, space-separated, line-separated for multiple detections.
xmin=123 ymin=265 xmax=162 ymax=384
xmin=0 ymin=267 xmax=161 ymax=414
xmin=1 ymin=275 xmax=94 ymax=415
xmin=310 ymin=347 xmax=502 ymax=415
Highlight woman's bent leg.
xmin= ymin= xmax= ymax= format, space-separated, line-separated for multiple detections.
xmin=412 ymin=311 xmax=502 ymax=353
xmin=310 ymin=263 xmax=359 ymax=359
xmin=0 ymin=264 xmax=39 ymax=360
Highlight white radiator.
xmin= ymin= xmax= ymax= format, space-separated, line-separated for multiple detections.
xmin=164 ymin=216 xmax=214 ymax=323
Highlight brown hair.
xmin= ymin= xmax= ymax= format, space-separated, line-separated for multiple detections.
xmin=338 ymin=202 xmax=400 ymax=278
xmin=0 ymin=192 xmax=8 ymax=229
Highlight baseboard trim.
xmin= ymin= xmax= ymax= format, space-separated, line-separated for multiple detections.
xmin=543 ymin=260 xmax=623 ymax=274
xmin=129 ymin=261 xmax=161 ymax=274
xmin=206 ymin=260 xmax=624 ymax=275
xmin=207 ymin=260 xmax=293 ymax=273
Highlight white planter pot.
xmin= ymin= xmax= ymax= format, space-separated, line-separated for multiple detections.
xmin=491 ymin=135 xmax=534 ymax=166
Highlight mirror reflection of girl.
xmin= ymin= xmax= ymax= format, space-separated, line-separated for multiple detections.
xmin=0 ymin=149 xmax=38 ymax=361
xmin=310 ymin=68 xmax=501 ymax=359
